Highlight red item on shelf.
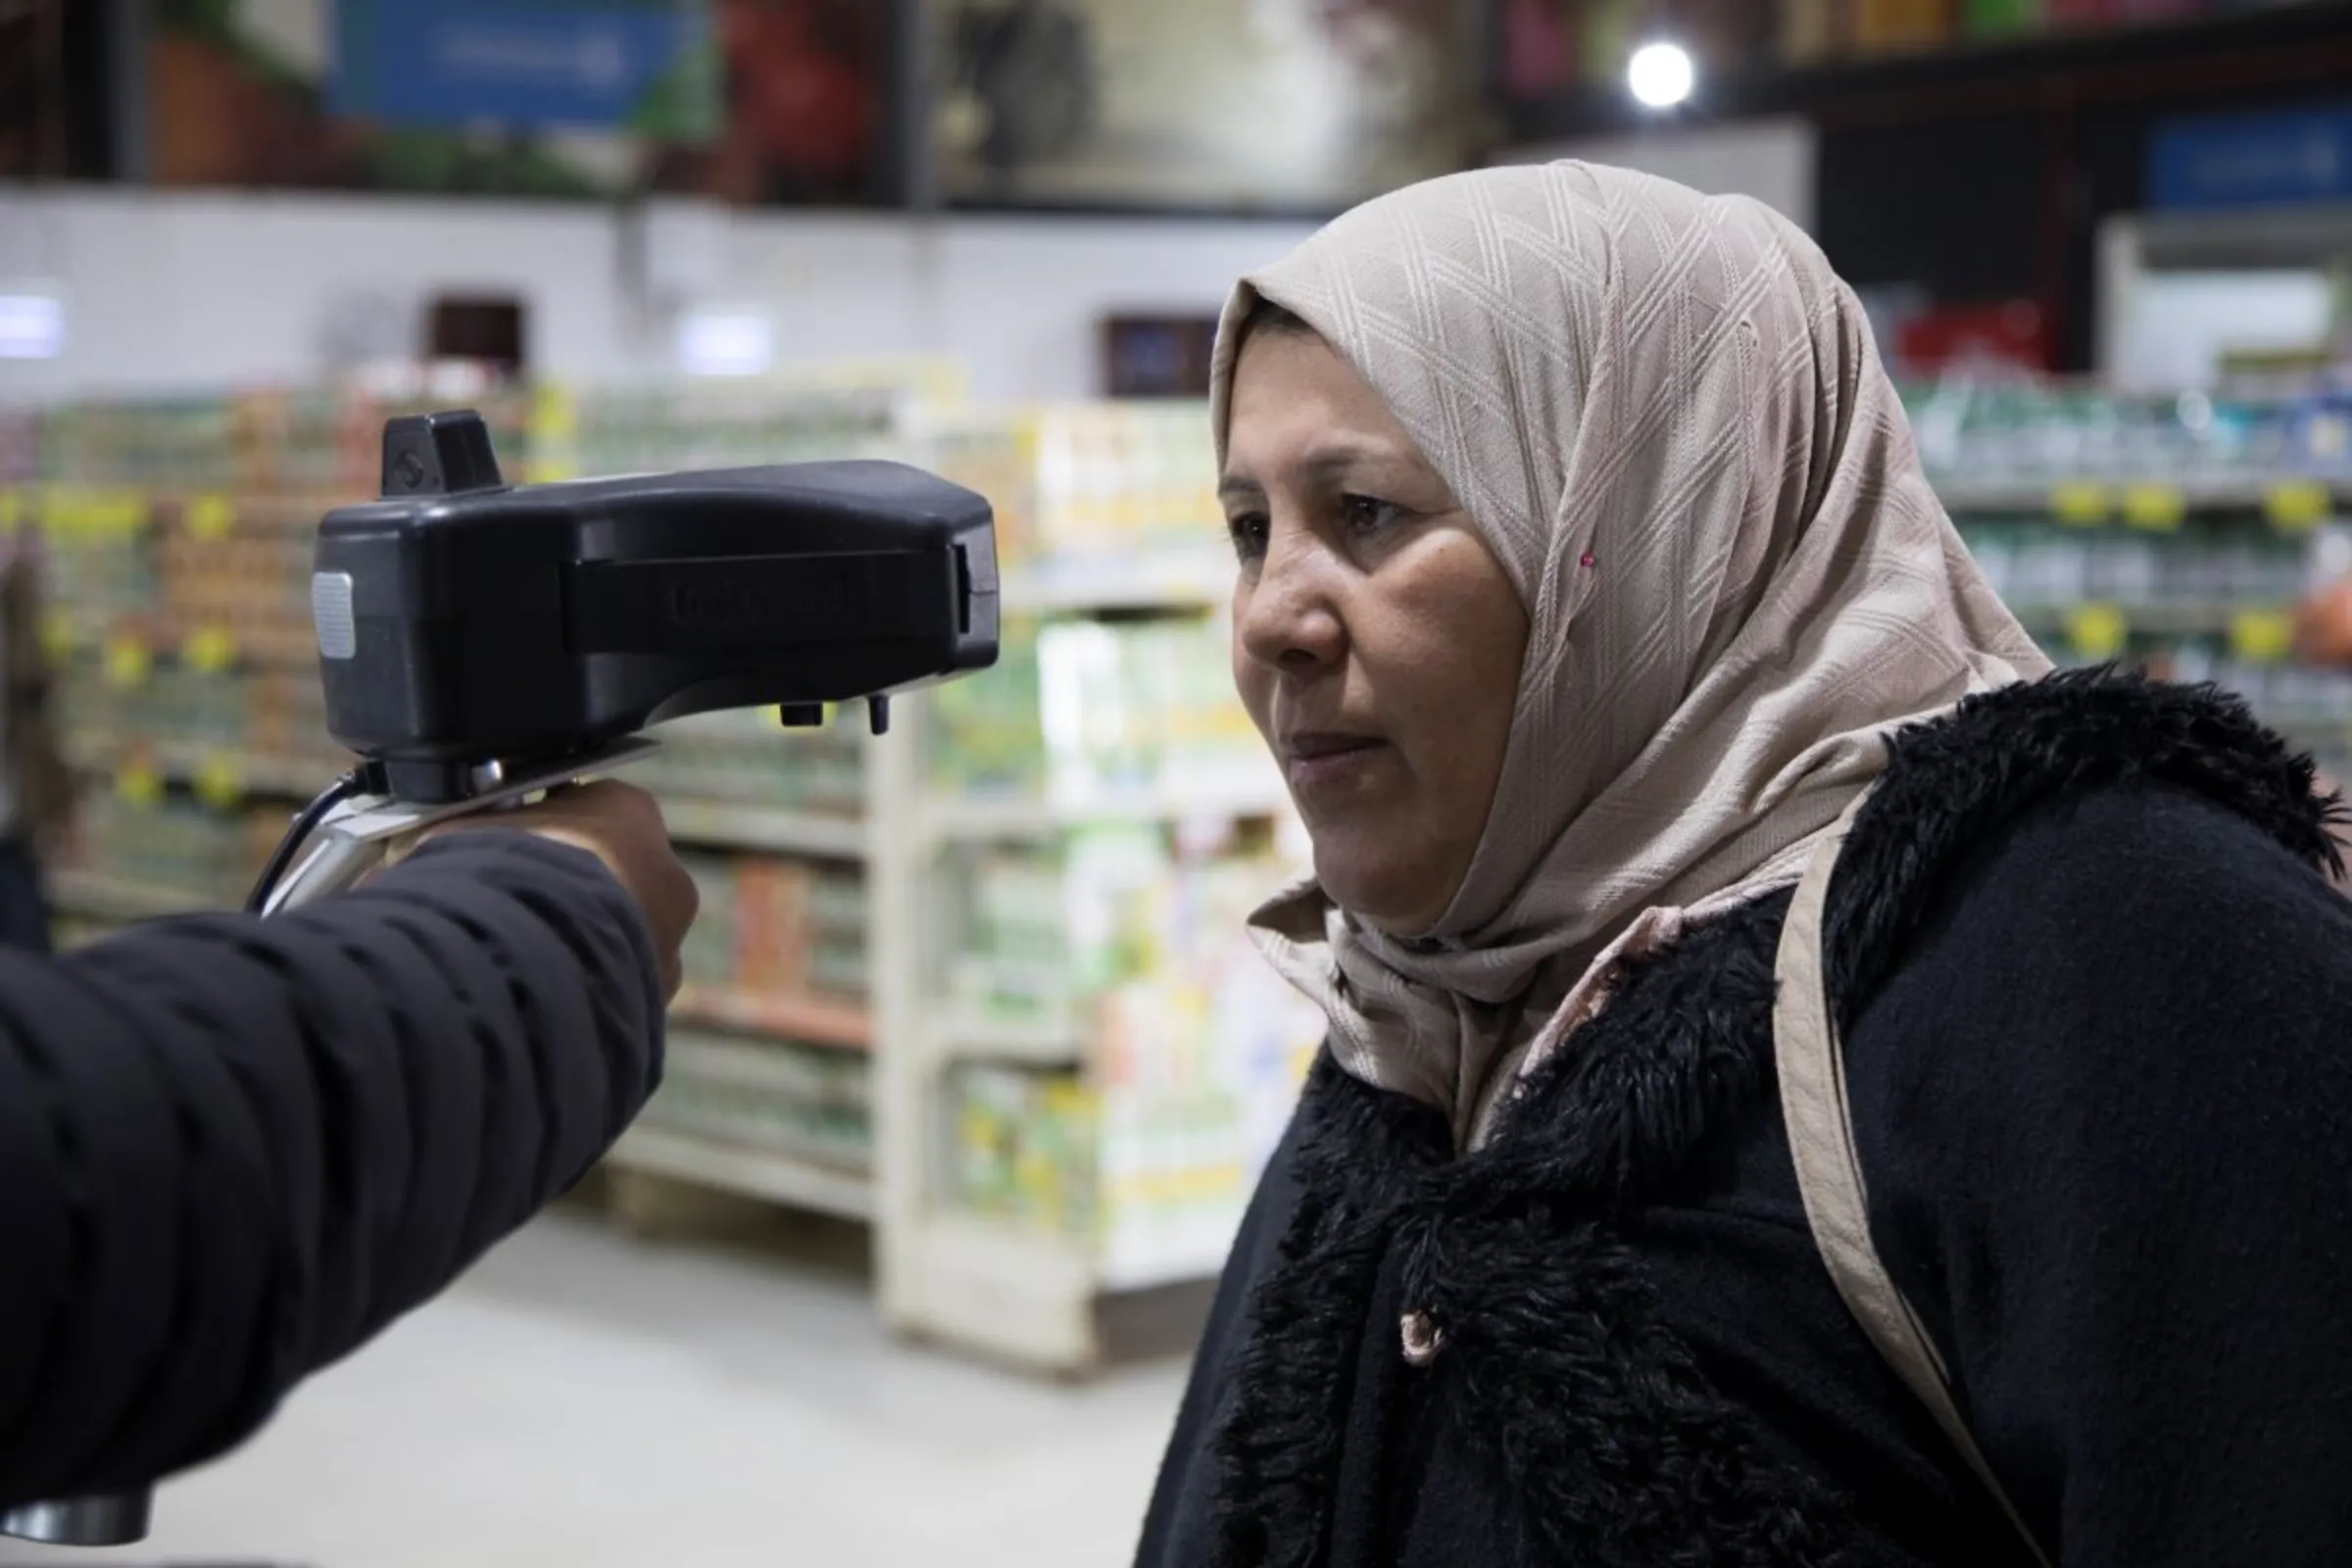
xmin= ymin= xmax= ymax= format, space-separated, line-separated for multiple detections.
xmin=1895 ymin=300 xmax=2053 ymax=373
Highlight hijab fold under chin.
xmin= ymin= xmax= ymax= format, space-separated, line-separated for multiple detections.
xmin=1211 ymin=162 xmax=2049 ymax=1152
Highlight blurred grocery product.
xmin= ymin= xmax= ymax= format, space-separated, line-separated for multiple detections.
xmin=1919 ymin=373 xmax=2352 ymax=776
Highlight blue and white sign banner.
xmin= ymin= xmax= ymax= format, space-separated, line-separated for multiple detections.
xmin=2148 ymin=102 xmax=2352 ymax=213
xmin=330 ymin=0 xmax=716 ymax=138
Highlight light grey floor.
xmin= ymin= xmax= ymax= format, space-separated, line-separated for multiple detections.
xmin=0 ymin=1212 xmax=1189 ymax=1568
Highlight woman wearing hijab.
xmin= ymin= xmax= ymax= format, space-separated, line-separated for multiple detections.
xmin=1136 ymin=162 xmax=2352 ymax=1566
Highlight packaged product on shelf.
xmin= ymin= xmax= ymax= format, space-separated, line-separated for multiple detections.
xmin=1852 ymin=0 xmax=1956 ymax=54
xmin=734 ymin=858 xmax=813 ymax=997
xmin=1028 ymin=615 xmax=1275 ymax=808
xmin=942 ymin=821 xmax=1320 ymax=1272
xmin=807 ymin=865 xmax=871 ymax=1001
xmin=642 ymin=1032 xmax=874 ymax=1174
xmin=1962 ymin=0 xmax=2045 ymax=36
xmin=948 ymin=1063 xmax=1099 ymax=1240
xmin=916 ymin=416 xmax=1041 ymax=570
xmin=65 ymin=791 xmax=285 ymax=910
xmin=1026 ymin=403 xmax=1221 ymax=568
xmin=926 ymin=614 xmax=1046 ymax=797
xmin=948 ymin=824 xmax=1170 ymax=1028
xmin=638 ymin=706 xmax=867 ymax=815
xmin=677 ymin=854 xmax=743 ymax=994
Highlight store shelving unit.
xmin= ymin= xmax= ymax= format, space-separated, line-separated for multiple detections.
xmin=1911 ymin=374 xmax=2352 ymax=771
xmin=50 ymin=869 xmax=212 ymax=923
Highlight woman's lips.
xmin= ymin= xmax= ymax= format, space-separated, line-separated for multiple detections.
xmin=1284 ymin=733 xmax=1386 ymax=796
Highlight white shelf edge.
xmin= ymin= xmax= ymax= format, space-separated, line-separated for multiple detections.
xmin=928 ymin=1010 xmax=1083 ymax=1066
xmin=659 ymin=798 xmax=869 ymax=859
xmin=919 ymin=1211 xmax=1096 ymax=1294
xmin=607 ymin=1126 xmax=872 ymax=1221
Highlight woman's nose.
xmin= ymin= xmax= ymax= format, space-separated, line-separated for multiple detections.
xmin=1238 ymin=525 xmax=1346 ymax=674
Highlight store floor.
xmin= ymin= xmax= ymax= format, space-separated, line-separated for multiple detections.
xmin=0 ymin=1210 xmax=1191 ymax=1568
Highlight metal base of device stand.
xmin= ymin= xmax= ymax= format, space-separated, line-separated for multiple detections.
xmin=1 ymin=1490 xmax=153 ymax=1545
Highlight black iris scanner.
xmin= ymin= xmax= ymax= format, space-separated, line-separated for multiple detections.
xmin=320 ymin=408 xmax=999 ymax=802
xmin=0 ymin=409 xmax=1001 ymax=1549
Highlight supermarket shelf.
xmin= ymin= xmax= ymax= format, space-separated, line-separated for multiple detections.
xmin=2005 ymin=602 xmax=2289 ymax=639
xmin=670 ymin=984 xmax=873 ymax=1051
xmin=1003 ymin=554 xmax=1234 ymax=614
xmin=605 ymin=1126 xmax=872 ymax=1221
xmin=1935 ymin=474 xmax=2349 ymax=518
xmin=666 ymin=1030 xmax=871 ymax=1102
xmin=659 ymin=798 xmax=868 ymax=859
xmin=50 ymin=870 xmax=216 ymax=922
xmin=929 ymin=1009 xmax=1083 ymax=1066
xmin=72 ymin=740 xmax=331 ymax=802
xmin=920 ymin=779 xmax=1292 ymax=843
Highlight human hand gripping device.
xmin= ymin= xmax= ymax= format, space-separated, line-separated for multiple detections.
xmin=0 ymin=410 xmax=1000 ymax=1548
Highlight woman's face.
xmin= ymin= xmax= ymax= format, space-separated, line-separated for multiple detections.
xmin=1223 ymin=326 xmax=1529 ymax=935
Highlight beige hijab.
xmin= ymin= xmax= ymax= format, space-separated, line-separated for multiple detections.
xmin=1210 ymin=162 xmax=2050 ymax=1152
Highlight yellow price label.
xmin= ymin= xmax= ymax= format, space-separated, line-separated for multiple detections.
xmin=188 ymin=493 xmax=236 ymax=542
xmin=38 ymin=612 xmax=74 ymax=662
xmin=2050 ymin=483 xmax=2112 ymax=526
xmin=2230 ymin=609 xmax=2297 ymax=664
xmin=2267 ymin=480 xmax=2331 ymax=533
xmin=2064 ymin=603 xmax=2131 ymax=662
xmin=2123 ymin=483 xmax=2186 ymax=532
xmin=193 ymin=755 xmax=245 ymax=810
xmin=115 ymin=763 xmax=164 ymax=808
xmin=103 ymin=636 xmax=151 ymax=689
xmin=181 ymin=625 xmax=237 ymax=674
xmin=0 ymin=491 xmax=20 ymax=535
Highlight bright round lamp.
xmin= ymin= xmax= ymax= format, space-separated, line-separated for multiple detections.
xmin=1628 ymin=41 xmax=1695 ymax=110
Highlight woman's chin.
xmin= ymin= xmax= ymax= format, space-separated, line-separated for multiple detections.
xmin=1311 ymin=844 xmax=1448 ymax=937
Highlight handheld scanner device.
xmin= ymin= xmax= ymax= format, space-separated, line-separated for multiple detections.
xmin=2 ymin=412 xmax=1001 ymax=1549
xmin=318 ymin=408 xmax=999 ymax=803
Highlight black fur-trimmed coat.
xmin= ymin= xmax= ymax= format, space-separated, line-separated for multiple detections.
xmin=1135 ymin=671 xmax=2352 ymax=1567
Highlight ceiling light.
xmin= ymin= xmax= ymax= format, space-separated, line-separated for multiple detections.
xmin=1628 ymin=40 xmax=1696 ymax=111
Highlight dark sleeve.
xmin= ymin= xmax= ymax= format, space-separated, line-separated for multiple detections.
xmin=0 ymin=830 xmax=664 ymax=1508
xmin=1846 ymin=780 xmax=2352 ymax=1566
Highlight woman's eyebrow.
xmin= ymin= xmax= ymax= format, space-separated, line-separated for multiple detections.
xmin=1220 ymin=441 xmax=1397 ymax=502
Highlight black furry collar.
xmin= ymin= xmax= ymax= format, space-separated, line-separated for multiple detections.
xmin=1473 ymin=667 xmax=2341 ymax=1199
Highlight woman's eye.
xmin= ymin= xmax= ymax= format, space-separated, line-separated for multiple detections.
xmin=1340 ymin=494 xmax=1408 ymax=535
xmin=1226 ymin=513 xmax=1270 ymax=562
